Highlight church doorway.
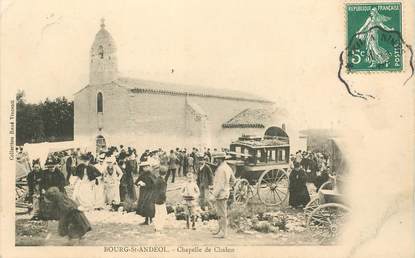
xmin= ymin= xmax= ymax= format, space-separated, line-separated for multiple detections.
xmin=96 ymin=135 xmax=107 ymax=154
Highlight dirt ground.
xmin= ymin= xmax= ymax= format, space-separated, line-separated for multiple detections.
xmin=16 ymin=177 xmax=322 ymax=246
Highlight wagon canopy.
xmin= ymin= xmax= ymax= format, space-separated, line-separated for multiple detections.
xmin=264 ymin=126 xmax=288 ymax=138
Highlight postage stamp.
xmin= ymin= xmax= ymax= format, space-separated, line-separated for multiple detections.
xmin=346 ymin=2 xmax=402 ymax=72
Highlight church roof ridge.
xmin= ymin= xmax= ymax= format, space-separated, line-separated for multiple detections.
xmin=114 ymin=76 xmax=274 ymax=104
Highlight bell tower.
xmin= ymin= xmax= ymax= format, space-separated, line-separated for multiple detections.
xmin=89 ymin=18 xmax=118 ymax=85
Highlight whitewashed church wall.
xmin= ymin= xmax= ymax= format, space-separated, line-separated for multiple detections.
xmin=186 ymin=95 xmax=273 ymax=136
xmin=74 ymin=84 xmax=130 ymax=149
xmin=124 ymin=92 xmax=186 ymax=135
xmin=75 ymin=84 xmax=277 ymax=152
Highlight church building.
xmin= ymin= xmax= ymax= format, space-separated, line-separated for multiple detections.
xmin=74 ymin=20 xmax=285 ymax=153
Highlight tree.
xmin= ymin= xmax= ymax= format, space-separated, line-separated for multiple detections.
xmin=16 ymin=90 xmax=73 ymax=145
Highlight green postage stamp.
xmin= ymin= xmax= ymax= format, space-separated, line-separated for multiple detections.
xmin=346 ymin=2 xmax=402 ymax=72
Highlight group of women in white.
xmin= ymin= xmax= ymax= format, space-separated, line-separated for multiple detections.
xmin=70 ymin=154 xmax=124 ymax=211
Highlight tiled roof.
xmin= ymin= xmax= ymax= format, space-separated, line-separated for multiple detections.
xmin=232 ymin=138 xmax=289 ymax=147
xmin=114 ymin=77 xmax=273 ymax=103
xmin=223 ymin=108 xmax=282 ymax=128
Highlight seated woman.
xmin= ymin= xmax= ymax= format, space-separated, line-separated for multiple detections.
xmin=45 ymin=187 xmax=91 ymax=241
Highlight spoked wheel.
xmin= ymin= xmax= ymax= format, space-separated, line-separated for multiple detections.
xmin=318 ymin=181 xmax=333 ymax=192
xmin=233 ymin=178 xmax=254 ymax=205
xmin=257 ymin=169 xmax=289 ymax=206
xmin=307 ymin=203 xmax=350 ymax=243
xmin=304 ymin=197 xmax=320 ymax=219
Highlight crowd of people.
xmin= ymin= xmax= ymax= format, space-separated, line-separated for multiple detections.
xmin=288 ymin=150 xmax=332 ymax=209
xmin=23 ymin=145 xmax=234 ymax=240
xmin=20 ymin=143 xmax=334 ymax=242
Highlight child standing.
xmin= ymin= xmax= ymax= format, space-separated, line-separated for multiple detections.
xmin=153 ymin=167 xmax=168 ymax=233
xmin=181 ymin=173 xmax=200 ymax=230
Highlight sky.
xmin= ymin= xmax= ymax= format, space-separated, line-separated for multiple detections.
xmin=0 ymin=0 xmax=386 ymax=129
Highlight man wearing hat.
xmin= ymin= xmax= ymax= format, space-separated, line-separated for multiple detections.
xmin=40 ymin=157 xmax=66 ymax=194
xmin=196 ymin=156 xmax=214 ymax=210
xmin=38 ymin=156 xmax=66 ymax=220
xmin=166 ymin=150 xmax=178 ymax=184
xmin=212 ymin=155 xmax=235 ymax=238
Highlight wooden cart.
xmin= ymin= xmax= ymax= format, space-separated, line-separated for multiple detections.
xmin=225 ymin=127 xmax=291 ymax=206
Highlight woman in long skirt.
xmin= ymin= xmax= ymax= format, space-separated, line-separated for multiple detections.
xmin=103 ymin=157 xmax=123 ymax=205
xmin=288 ymin=162 xmax=310 ymax=208
xmin=120 ymin=159 xmax=138 ymax=204
xmin=72 ymin=161 xmax=101 ymax=211
xmin=135 ymin=163 xmax=156 ymax=225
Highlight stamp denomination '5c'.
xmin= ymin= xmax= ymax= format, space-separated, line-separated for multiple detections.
xmin=346 ymin=2 xmax=402 ymax=72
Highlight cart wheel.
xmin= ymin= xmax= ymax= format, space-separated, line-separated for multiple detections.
xmin=257 ymin=169 xmax=289 ymax=206
xmin=307 ymin=203 xmax=350 ymax=243
xmin=233 ymin=178 xmax=254 ymax=205
xmin=304 ymin=197 xmax=320 ymax=219
xmin=318 ymin=181 xmax=333 ymax=192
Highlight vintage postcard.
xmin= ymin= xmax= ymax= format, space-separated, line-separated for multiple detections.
xmin=0 ymin=0 xmax=414 ymax=258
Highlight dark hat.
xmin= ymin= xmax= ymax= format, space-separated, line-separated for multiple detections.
xmin=45 ymin=157 xmax=58 ymax=166
xmin=32 ymin=159 xmax=41 ymax=166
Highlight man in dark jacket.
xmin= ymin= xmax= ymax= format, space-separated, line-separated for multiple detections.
xmin=165 ymin=150 xmax=178 ymax=183
xmin=182 ymin=150 xmax=188 ymax=177
xmin=40 ymin=158 xmax=66 ymax=194
xmin=197 ymin=157 xmax=213 ymax=210
xmin=39 ymin=157 xmax=66 ymax=220
xmin=175 ymin=148 xmax=183 ymax=177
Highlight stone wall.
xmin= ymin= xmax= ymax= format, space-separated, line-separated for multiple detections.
xmin=74 ymin=83 xmax=276 ymax=153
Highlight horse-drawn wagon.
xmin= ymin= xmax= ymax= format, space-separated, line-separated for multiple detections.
xmin=224 ymin=126 xmax=291 ymax=206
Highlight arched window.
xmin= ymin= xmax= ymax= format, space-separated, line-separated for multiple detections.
xmin=97 ymin=92 xmax=103 ymax=113
xmin=98 ymin=45 xmax=104 ymax=59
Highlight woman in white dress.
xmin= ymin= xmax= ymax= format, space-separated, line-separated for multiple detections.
xmin=72 ymin=154 xmax=102 ymax=211
xmin=103 ymin=156 xmax=123 ymax=205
